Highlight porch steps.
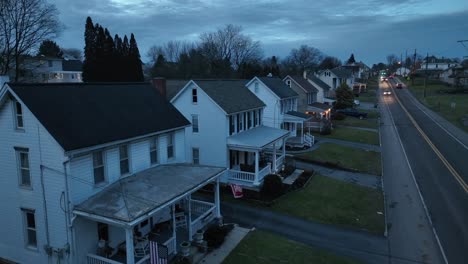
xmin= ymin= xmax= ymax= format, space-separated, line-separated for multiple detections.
xmin=282 ymin=169 xmax=304 ymax=185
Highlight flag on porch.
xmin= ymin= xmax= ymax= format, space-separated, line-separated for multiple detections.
xmin=230 ymin=184 xmax=243 ymax=198
xmin=149 ymin=240 xmax=168 ymax=264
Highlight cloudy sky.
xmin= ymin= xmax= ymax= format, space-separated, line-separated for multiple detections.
xmin=52 ymin=0 xmax=468 ymax=65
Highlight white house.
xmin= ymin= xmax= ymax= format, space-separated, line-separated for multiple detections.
xmin=246 ymin=76 xmax=313 ymax=147
xmin=12 ymin=56 xmax=83 ymax=83
xmin=306 ymin=74 xmax=332 ymax=103
xmin=315 ymin=67 xmax=354 ymax=93
xmin=283 ymin=74 xmax=319 ymax=113
xmin=422 ymin=56 xmax=459 ymax=71
xmin=395 ymin=67 xmax=411 ymax=77
xmin=0 ymin=82 xmax=224 ymax=264
xmin=169 ymin=79 xmax=290 ymax=188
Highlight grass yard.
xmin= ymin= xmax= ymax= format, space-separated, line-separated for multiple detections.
xmin=313 ymin=126 xmax=380 ymax=145
xmin=223 ymin=230 xmax=362 ymax=264
xmin=405 ymin=77 xmax=468 ymax=132
xmin=272 ymin=174 xmax=385 ymax=234
xmin=297 ymin=143 xmax=382 ymax=176
xmin=333 ymin=115 xmax=379 ymax=129
xmin=355 ymin=89 xmax=377 ymax=103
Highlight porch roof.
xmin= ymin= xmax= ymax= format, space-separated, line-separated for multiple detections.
xmin=227 ymin=126 xmax=290 ymax=150
xmin=74 ymin=164 xmax=225 ymax=224
xmin=284 ymin=111 xmax=312 ymax=122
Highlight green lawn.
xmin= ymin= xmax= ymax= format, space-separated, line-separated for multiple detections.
xmin=297 ymin=143 xmax=382 ymax=176
xmin=223 ymin=230 xmax=362 ymax=264
xmin=356 ymin=89 xmax=377 ymax=103
xmin=271 ymin=174 xmax=385 ymax=234
xmin=333 ymin=115 xmax=379 ymax=129
xmin=405 ymin=78 xmax=468 ymax=132
xmin=313 ymin=126 xmax=380 ymax=145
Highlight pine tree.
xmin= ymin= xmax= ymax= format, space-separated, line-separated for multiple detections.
xmin=347 ymin=54 xmax=356 ymax=65
xmin=128 ymin=33 xmax=144 ymax=81
xmin=37 ymin=40 xmax=63 ymax=58
xmin=83 ymin=17 xmax=96 ymax=81
xmin=103 ymin=28 xmax=115 ymax=81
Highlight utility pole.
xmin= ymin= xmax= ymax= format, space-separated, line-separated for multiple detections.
xmin=411 ymin=49 xmax=417 ymax=85
xmin=400 ymin=53 xmax=403 ymax=75
xmin=424 ymin=52 xmax=428 ymax=98
xmin=405 ymin=49 xmax=408 ymax=75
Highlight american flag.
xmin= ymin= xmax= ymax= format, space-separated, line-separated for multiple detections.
xmin=149 ymin=240 xmax=168 ymax=264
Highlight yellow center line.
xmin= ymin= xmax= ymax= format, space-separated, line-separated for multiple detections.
xmin=392 ymin=86 xmax=468 ymax=193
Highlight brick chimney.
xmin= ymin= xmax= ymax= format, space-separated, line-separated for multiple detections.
xmin=151 ymin=77 xmax=166 ymax=98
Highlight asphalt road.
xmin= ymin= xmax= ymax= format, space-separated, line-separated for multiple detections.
xmin=382 ymin=80 xmax=468 ymax=264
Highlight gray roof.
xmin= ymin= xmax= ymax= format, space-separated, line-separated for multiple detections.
xmin=166 ymin=80 xmax=190 ymax=100
xmin=308 ymin=102 xmax=332 ymax=111
xmin=74 ymin=164 xmax=226 ymax=222
xmin=227 ymin=125 xmax=290 ymax=150
xmin=286 ymin=76 xmax=318 ymax=93
xmin=258 ymin=77 xmax=298 ymax=99
xmin=62 ymin=60 xmax=83 ymax=71
xmin=193 ymin=80 xmax=265 ymax=114
xmin=286 ymin=111 xmax=310 ymax=119
xmin=330 ymin=67 xmax=353 ymax=78
xmin=308 ymin=75 xmax=331 ymax=91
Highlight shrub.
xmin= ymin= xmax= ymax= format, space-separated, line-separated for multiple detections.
xmin=204 ymin=224 xmax=234 ymax=249
xmin=261 ymin=174 xmax=284 ymax=200
xmin=331 ymin=112 xmax=346 ymax=120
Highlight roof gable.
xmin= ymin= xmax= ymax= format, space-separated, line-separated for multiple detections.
xmin=284 ymin=75 xmax=318 ymax=93
xmin=253 ymin=77 xmax=298 ymax=99
xmin=308 ymin=75 xmax=331 ymax=91
xmin=330 ymin=67 xmax=353 ymax=78
xmin=8 ymin=82 xmax=190 ymax=151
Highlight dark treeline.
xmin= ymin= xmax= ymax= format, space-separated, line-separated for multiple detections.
xmin=83 ymin=17 xmax=143 ymax=82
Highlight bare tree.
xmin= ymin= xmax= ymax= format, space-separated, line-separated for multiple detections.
xmin=386 ymin=54 xmax=399 ymax=66
xmin=0 ymin=0 xmax=61 ymax=80
xmin=285 ymin=45 xmax=323 ymax=73
xmin=146 ymin=40 xmax=195 ymax=64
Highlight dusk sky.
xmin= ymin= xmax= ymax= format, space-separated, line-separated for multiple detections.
xmin=52 ymin=0 xmax=468 ymax=65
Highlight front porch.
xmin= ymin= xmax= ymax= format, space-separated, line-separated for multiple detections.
xmin=74 ymin=164 xmax=225 ymax=264
xmin=283 ymin=111 xmax=314 ymax=148
xmin=227 ymin=126 xmax=290 ymax=187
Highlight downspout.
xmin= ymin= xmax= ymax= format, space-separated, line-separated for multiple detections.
xmin=63 ymin=159 xmax=74 ymax=264
xmin=37 ymin=125 xmax=51 ymax=263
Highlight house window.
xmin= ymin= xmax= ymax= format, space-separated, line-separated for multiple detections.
xmin=22 ymin=209 xmax=37 ymax=248
xmin=167 ymin=132 xmax=174 ymax=159
xmin=229 ymin=115 xmax=235 ymax=135
xmin=254 ymin=111 xmax=258 ymax=126
xmin=435 ymin=64 xmax=438 ymax=68
xmin=48 ymin=60 xmax=53 ymax=67
xmin=254 ymin=82 xmax=259 ymax=93
xmin=192 ymin=115 xmax=199 ymax=133
xmin=244 ymin=112 xmax=248 ymax=129
xmin=119 ymin=145 xmax=129 ymax=175
xmin=248 ymin=111 xmax=252 ymax=129
xmin=16 ymin=148 xmax=31 ymax=187
xmin=238 ymin=113 xmax=244 ymax=132
xmin=150 ymin=137 xmax=158 ymax=165
xmin=97 ymin=223 xmax=109 ymax=241
xmin=192 ymin=148 xmax=199 ymax=165
xmin=14 ymin=101 xmax=24 ymax=129
xmin=192 ymin=88 xmax=197 ymax=104
xmin=93 ymin=151 xmax=105 ymax=184
xmin=286 ymin=80 xmax=291 ymax=87
xmin=140 ymin=219 xmax=148 ymax=228
xmin=258 ymin=109 xmax=262 ymax=125
xmin=71 ymin=74 xmax=75 ymax=79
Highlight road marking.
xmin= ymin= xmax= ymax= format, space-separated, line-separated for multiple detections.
xmin=394 ymin=77 xmax=468 ymax=150
xmin=392 ymin=85 xmax=468 ymax=193
xmin=380 ymin=84 xmax=449 ymax=264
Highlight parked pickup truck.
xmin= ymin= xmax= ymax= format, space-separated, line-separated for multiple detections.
xmin=336 ymin=108 xmax=368 ymax=119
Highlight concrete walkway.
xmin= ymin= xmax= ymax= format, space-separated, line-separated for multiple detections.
xmin=221 ymin=202 xmax=389 ymax=264
xmin=196 ymin=225 xmax=250 ymax=264
xmin=314 ymin=136 xmax=381 ymax=152
xmin=295 ymin=161 xmax=382 ymax=189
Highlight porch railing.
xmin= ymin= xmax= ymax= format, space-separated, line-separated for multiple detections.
xmin=87 ymin=254 xmax=123 ymax=264
xmin=228 ymin=169 xmax=256 ymax=182
xmin=275 ymin=155 xmax=285 ymax=171
xmin=164 ymin=236 xmax=177 ymax=255
xmin=258 ymin=164 xmax=271 ymax=182
xmin=304 ymin=134 xmax=314 ymax=147
xmin=191 ymin=200 xmax=216 ymax=233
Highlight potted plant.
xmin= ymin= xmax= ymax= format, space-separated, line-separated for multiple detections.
xmin=180 ymin=241 xmax=191 ymax=257
xmin=194 ymin=229 xmax=204 ymax=243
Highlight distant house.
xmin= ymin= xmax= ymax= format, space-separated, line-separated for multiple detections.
xmin=0 ymin=82 xmax=224 ymax=264
xmin=395 ymin=67 xmax=411 ymax=77
xmin=422 ymin=56 xmax=459 ymax=71
xmin=11 ymin=56 xmax=83 ymax=83
xmin=315 ymin=67 xmax=354 ymax=92
xmin=283 ymin=74 xmax=318 ymax=113
xmin=306 ymin=74 xmax=332 ymax=103
xmin=440 ymin=65 xmax=468 ymax=86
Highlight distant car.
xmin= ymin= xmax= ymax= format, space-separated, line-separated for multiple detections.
xmin=336 ymin=108 xmax=368 ymax=119
xmin=396 ymin=83 xmax=403 ymax=89
xmin=383 ymin=91 xmax=392 ymax=95
xmin=354 ymin=99 xmax=360 ymax=106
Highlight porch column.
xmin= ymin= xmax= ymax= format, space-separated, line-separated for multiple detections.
xmin=215 ymin=178 xmax=221 ymax=218
xmin=254 ymin=150 xmax=260 ymax=185
xmin=301 ymin=122 xmax=304 ymax=143
xmin=188 ymin=195 xmax=192 ymax=241
xmin=272 ymin=143 xmax=277 ymax=173
xmin=282 ymin=138 xmax=286 ymax=157
xmin=125 ymin=227 xmax=135 ymax=264
xmin=172 ymin=204 xmax=177 ymax=254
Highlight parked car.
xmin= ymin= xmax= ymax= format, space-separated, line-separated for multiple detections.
xmin=336 ymin=108 xmax=368 ymax=119
xmin=396 ymin=83 xmax=403 ymax=89
xmin=354 ymin=99 xmax=360 ymax=106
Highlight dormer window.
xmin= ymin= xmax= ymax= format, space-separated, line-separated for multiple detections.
xmin=286 ymin=80 xmax=291 ymax=87
xmin=254 ymin=83 xmax=259 ymax=93
xmin=192 ymin=88 xmax=198 ymax=104
xmin=14 ymin=101 xmax=24 ymax=130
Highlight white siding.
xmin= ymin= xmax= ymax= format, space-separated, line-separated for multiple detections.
xmin=172 ymin=83 xmax=228 ymax=168
xmin=246 ymin=79 xmax=282 ymax=128
xmin=73 ymin=218 xmax=98 ymax=264
xmin=0 ymin=96 xmax=68 ymax=264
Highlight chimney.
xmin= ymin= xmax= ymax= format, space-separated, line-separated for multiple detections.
xmin=303 ymin=70 xmax=307 ymax=79
xmin=151 ymin=77 xmax=166 ymax=98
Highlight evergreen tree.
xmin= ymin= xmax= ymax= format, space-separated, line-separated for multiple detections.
xmin=347 ymin=53 xmax=356 ymax=64
xmin=128 ymin=33 xmax=144 ymax=81
xmin=271 ymin=56 xmax=280 ymax=77
xmin=334 ymin=83 xmax=354 ymax=109
xmin=37 ymin=40 xmax=63 ymax=58
xmin=83 ymin=17 xmax=96 ymax=81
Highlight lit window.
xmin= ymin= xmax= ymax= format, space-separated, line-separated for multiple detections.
xmin=150 ymin=137 xmax=158 ymax=165
xmin=119 ymin=145 xmax=129 ymax=175
xmin=22 ymin=209 xmax=37 ymax=248
xmin=192 ymin=115 xmax=199 ymax=133
xmin=167 ymin=132 xmax=174 ymax=159
xmin=14 ymin=101 xmax=24 ymax=129
xmin=193 ymin=148 xmax=199 ymax=165
xmin=192 ymin=88 xmax=197 ymax=104
xmin=16 ymin=148 xmax=30 ymax=187
xmin=93 ymin=151 xmax=105 ymax=184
